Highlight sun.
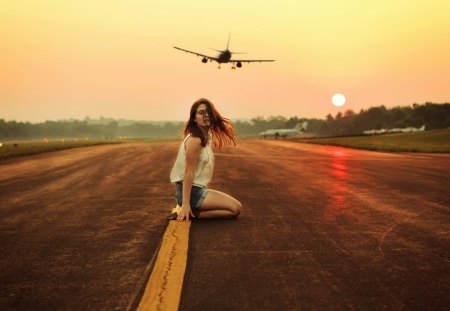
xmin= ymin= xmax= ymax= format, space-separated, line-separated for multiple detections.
xmin=332 ymin=93 xmax=346 ymax=107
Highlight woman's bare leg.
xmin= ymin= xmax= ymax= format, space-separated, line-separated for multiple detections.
xmin=197 ymin=189 xmax=242 ymax=219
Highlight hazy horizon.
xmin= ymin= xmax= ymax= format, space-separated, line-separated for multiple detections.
xmin=3 ymin=101 xmax=445 ymax=124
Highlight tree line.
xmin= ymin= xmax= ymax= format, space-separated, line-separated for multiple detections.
xmin=0 ymin=102 xmax=448 ymax=140
xmin=233 ymin=102 xmax=449 ymax=136
xmin=0 ymin=119 xmax=184 ymax=140
xmin=317 ymin=102 xmax=450 ymax=136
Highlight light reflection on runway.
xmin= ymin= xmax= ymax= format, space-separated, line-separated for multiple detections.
xmin=324 ymin=147 xmax=352 ymax=224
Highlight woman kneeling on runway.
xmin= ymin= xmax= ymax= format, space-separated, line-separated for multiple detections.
xmin=168 ymin=98 xmax=242 ymax=221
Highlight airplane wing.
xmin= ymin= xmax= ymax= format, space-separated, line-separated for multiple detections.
xmin=173 ymin=46 xmax=219 ymax=61
xmin=230 ymin=59 xmax=275 ymax=63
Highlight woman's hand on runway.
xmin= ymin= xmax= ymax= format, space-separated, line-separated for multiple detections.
xmin=177 ymin=204 xmax=196 ymax=221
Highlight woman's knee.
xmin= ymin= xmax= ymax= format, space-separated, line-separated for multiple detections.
xmin=203 ymin=189 xmax=242 ymax=218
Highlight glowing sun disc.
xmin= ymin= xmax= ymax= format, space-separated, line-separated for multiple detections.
xmin=332 ymin=93 xmax=346 ymax=107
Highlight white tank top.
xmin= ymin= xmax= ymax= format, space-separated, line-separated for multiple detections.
xmin=170 ymin=134 xmax=214 ymax=187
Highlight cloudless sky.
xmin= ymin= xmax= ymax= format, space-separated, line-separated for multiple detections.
xmin=1 ymin=0 xmax=449 ymax=122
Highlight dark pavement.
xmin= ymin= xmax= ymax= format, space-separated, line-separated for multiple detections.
xmin=181 ymin=141 xmax=450 ymax=311
xmin=0 ymin=140 xmax=449 ymax=310
xmin=0 ymin=142 xmax=178 ymax=310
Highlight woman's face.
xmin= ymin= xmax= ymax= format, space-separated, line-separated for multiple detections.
xmin=195 ymin=103 xmax=211 ymax=128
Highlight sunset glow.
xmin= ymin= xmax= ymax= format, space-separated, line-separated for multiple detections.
xmin=1 ymin=0 xmax=449 ymax=122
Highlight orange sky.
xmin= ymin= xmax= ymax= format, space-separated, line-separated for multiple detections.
xmin=1 ymin=0 xmax=449 ymax=122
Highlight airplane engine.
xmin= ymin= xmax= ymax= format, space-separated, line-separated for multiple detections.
xmin=236 ymin=62 xmax=242 ymax=68
xmin=202 ymin=57 xmax=208 ymax=63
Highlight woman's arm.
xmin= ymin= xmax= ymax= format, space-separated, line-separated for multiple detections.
xmin=178 ymin=136 xmax=202 ymax=221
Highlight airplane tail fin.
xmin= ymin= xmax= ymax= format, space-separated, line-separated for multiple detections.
xmin=294 ymin=122 xmax=308 ymax=132
xmin=227 ymin=33 xmax=231 ymax=50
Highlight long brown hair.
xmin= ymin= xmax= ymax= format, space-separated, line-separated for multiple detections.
xmin=183 ymin=98 xmax=237 ymax=148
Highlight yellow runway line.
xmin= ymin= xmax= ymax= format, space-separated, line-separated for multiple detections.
xmin=137 ymin=221 xmax=191 ymax=311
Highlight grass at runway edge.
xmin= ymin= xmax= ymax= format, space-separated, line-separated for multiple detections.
xmin=1 ymin=129 xmax=449 ymax=159
xmin=0 ymin=138 xmax=179 ymax=161
xmin=0 ymin=139 xmax=125 ymax=160
xmin=290 ymin=128 xmax=450 ymax=153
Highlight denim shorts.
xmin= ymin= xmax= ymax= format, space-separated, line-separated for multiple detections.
xmin=175 ymin=182 xmax=208 ymax=210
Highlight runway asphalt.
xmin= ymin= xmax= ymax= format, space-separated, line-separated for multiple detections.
xmin=0 ymin=140 xmax=449 ymax=310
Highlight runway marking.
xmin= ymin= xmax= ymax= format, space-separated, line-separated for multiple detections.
xmin=137 ymin=221 xmax=191 ymax=311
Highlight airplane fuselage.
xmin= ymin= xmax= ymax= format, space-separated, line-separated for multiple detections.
xmin=259 ymin=122 xmax=308 ymax=139
xmin=217 ymin=50 xmax=232 ymax=63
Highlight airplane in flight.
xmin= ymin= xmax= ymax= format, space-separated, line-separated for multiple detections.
xmin=173 ymin=35 xmax=275 ymax=69
xmin=259 ymin=122 xmax=308 ymax=139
